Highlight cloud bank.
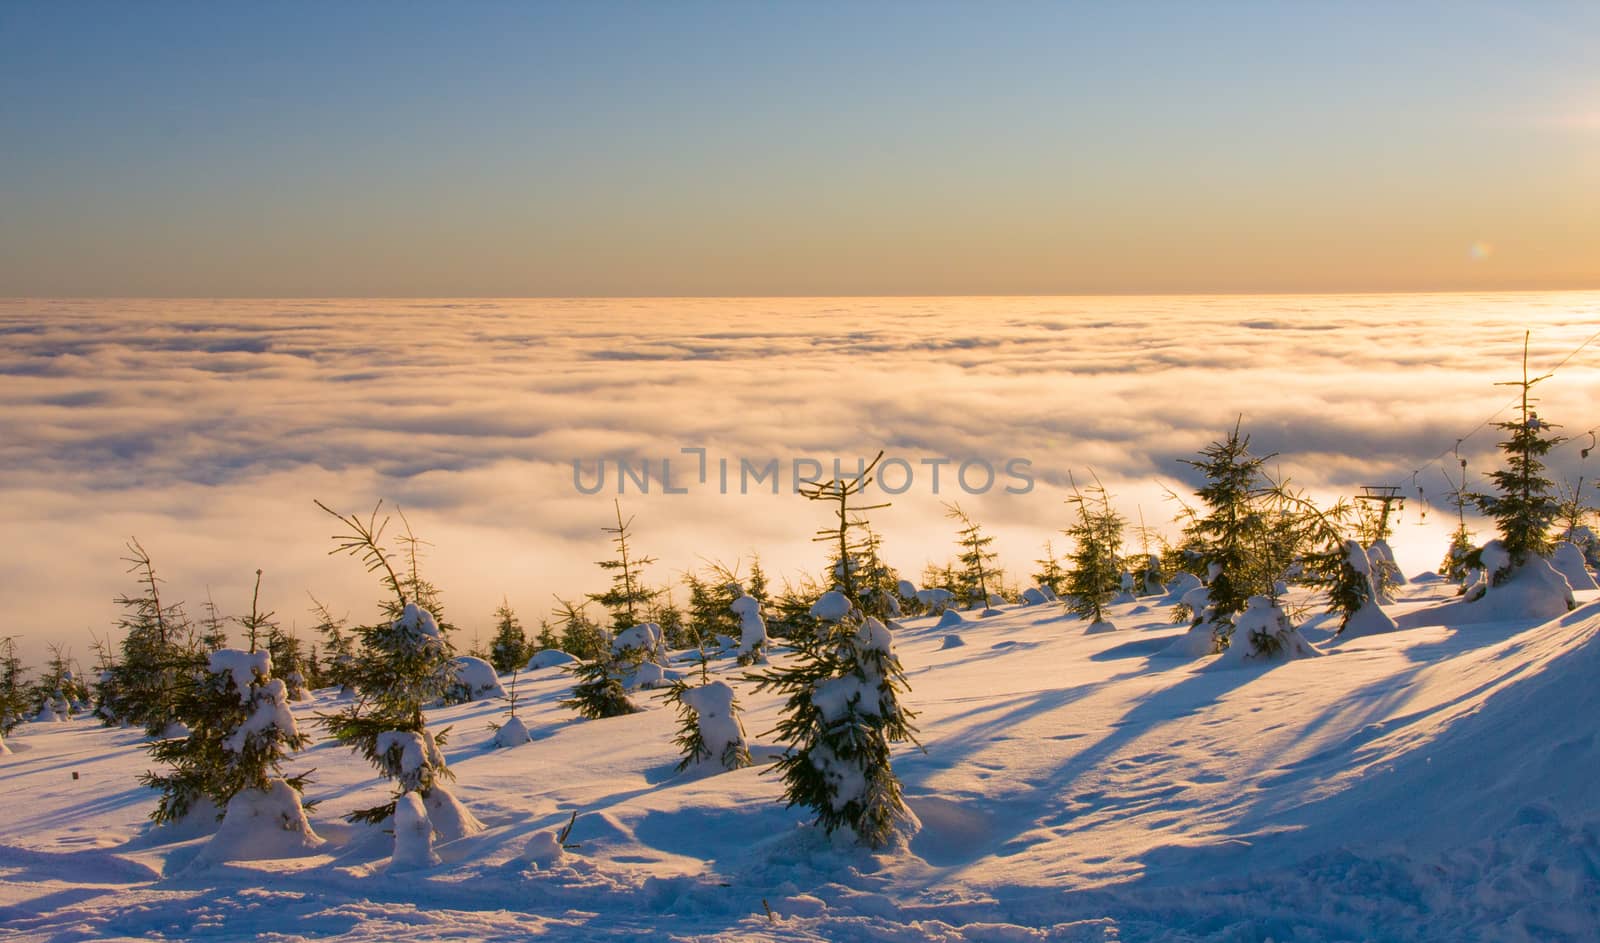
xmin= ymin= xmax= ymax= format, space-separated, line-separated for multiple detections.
xmin=2 ymin=293 xmax=1596 ymax=663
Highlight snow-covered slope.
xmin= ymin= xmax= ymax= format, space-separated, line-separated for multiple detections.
xmin=2 ymin=581 xmax=1597 ymax=942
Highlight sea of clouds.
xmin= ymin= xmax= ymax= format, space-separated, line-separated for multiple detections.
xmin=2 ymin=293 xmax=1596 ymax=663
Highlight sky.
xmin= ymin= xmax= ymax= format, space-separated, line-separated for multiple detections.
xmin=2 ymin=293 xmax=1597 ymax=664
xmin=2 ymin=1 xmax=1598 ymax=296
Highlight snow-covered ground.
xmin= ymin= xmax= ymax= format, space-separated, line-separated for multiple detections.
xmin=3 ymin=580 xmax=1598 ymax=942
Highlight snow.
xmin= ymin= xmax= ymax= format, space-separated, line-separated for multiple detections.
xmin=1084 ymin=620 xmax=1117 ymax=634
xmin=1552 ymin=541 xmax=1599 ymax=591
xmin=1161 ymin=571 xmax=1202 ymax=603
xmin=198 ymin=779 xmax=323 ymax=864
xmin=389 ymin=792 xmax=438 ymax=871
xmin=492 ymin=715 xmax=531 ymax=748
xmin=729 ymin=594 xmax=768 ymax=662
xmin=222 ymin=677 xmax=299 ymax=753
xmin=208 ymin=649 xmax=271 ymax=703
xmin=1210 ymin=595 xmax=1321 ymax=666
xmin=809 ymin=591 xmax=853 ymax=622
xmin=896 ymin=579 xmax=918 ymax=600
xmin=1401 ymin=554 xmax=1577 ymax=628
xmin=1021 ymin=587 xmax=1049 ymax=606
xmin=449 ymin=656 xmax=506 ymax=701
xmin=678 ymin=681 xmax=747 ymax=771
xmin=525 ymin=649 xmax=578 ymax=671
xmin=916 ymin=588 xmax=954 ymax=611
xmin=394 ymin=603 xmax=441 ymax=639
xmin=2 ymin=579 xmax=1599 ymax=941
xmin=612 ymin=623 xmax=665 ymax=659
xmin=936 ymin=608 xmax=966 ymax=629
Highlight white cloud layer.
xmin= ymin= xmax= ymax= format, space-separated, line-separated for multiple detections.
xmin=2 ymin=294 xmax=1597 ymax=664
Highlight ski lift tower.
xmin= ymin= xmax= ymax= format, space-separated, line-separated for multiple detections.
xmin=1357 ymin=485 xmax=1405 ymax=541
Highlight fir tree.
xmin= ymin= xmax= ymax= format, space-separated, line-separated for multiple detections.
xmin=109 ymin=539 xmax=204 ymax=735
xmin=750 ymin=454 xmax=918 ymax=848
xmin=944 ymin=502 xmax=999 ymax=609
xmin=532 ymin=617 xmax=560 ymax=654
xmin=649 ymin=594 xmax=693 ymax=650
xmin=488 ymin=600 xmax=527 ymax=674
xmin=663 ymin=678 xmax=751 ymax=772
xmin=684 ymin=571 xmax=740 ymax=646
xmin=308 ymin=594 xmax=357 ymax=694
xmin=199 ymin=590 xmax=230 ymax=652
xmin=1470 ymin=334 xmax=1566 ymax=577
xmin=1063 ymin=473 xmax=1124 ymax=626
xmin=799 ymin=452 xmax=892 ymax=616
xmin=561 ymin=646 xmax=643 ymax=719
xmin=314 ymin=501 xmax=478 ymax=835
xmin=1032 ymin=539 xmax=1068 ymax=595
xmin=553 ymin=596 xmax=606 ymax=660
xmin=141 ymin=647 xmax=315 ymax=828
xmin=0 ymin=637 xmax=29 ymax=735
xmin=588 ymin=500 xmax=658 ymax=633
xmin=747 ymin=601 xmax=919 ymax=849
xmin=1175 ymin=422 xmax=1274 ymax=650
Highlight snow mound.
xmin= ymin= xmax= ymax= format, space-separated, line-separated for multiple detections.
xmin=492 ymin=715 xmax=532 ymax=748
xmin=936 ymin=609 xmax=966 ymax=629
xmin=810 ymin=591 xmax=853 ymax=622
xmin=916 ymin=588 xmax=954 ymax=611
xmin=1084 ymin=620 xmax=1117 ymax=634
xmin=525 ymin=649 xmax=577 ymax=671
xmin=939 ymin=634 xmax=965 ymax=650
xmin=521 ymin=829 xmax=566 ymax=869
xmin=198 ymin=779 xmax=322 ymax=863
xmin=1552 ymin=541 xmax=1598 ymax=591
xmin=389 ymin=792 xmax=438 ymax=871
xmin=448 ymin=656 xmax=505 ymax=701
xmin=1161 ymin=571 xmax=1202 ymax=603
xmin=1157 ymin=622 xmax=1217 ymax=658
xmin=624 ymin=661 xmax=681 ymax=690
xmin=986 ymin=593 xmax=1007 ymax=609
xmin=612 ymin=623 xmax=664 ymax=659
xmin=1401 ymin=554 xmax=1577 ymax=628
xmin=1021 ymin=587 xmax=1049 ymax=606
xmin=896 ymin=579 xmax=918 ymax=600
xmin=1212 ymin=596 xmax=1321 ymax=667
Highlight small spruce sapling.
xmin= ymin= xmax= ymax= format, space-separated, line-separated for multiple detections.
xmin=1063 ymin=472 xmax=1124 ymax=630
xmin=488 ymin=600 xmax=528 ymax=674
xmin=1469 ymin=333 xmax=1566 ymax=580
xmin=142 ymin=645 xmax=318 ymax=846
xmin=751 ymin=457 xmax=920 ymax=849
xmin=313 ymin=500 xmax=481 ymax=838
xmin=663 ymin=678 xmax=752 ymax=772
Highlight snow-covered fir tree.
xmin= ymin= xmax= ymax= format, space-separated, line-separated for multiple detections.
xmin=562 ymin=644 xmax=644 ymax=719
xmin=489 ymin=670 xmax=532 ymax=748
xmin=752 ymin=460 xmax=919 ymax=848
xmin=1470 ymin=335 xmax=1566 ymax=581
xmin=314 ymin=501 xmax=482 ymax=840
xmin=1173 ymin=423 xmax=1274 ymax=652
xmin=142 ymin=646 xmax=319 ymax=856
xmin=750 ymin=591 xmax=919 ymax=849
xmin=730 ymin=584 xmax=769 ymax=666
xmin=663 ymin=678 xmax=751 ymax=773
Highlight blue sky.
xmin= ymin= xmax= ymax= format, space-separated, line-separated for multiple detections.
xmin=2 ymin=1 xmax=1596 ymax=295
